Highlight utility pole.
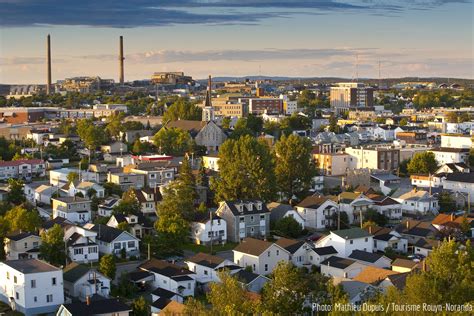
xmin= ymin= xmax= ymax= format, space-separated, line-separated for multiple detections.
xmin=359 ymin=210 xmax=363 ymax=228
xmin=209 ymin=211 xmax=213 ymax=254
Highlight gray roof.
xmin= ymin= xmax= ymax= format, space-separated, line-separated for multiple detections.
xmin=332 ymin=228 xmax=372 ymax=240
xmin=321 ymin=256 xmax=357 ymax=269
xmin=4 ymin=259 xmax=59 ymax=274
xmin=267 ymin=202 xmax=294 ymax=222
xmin=313 ymin=246 xmax=338 ymax=256
xmin=224 ymin=200 xmax=269 ymax=216
xmin=349 ymin=250 xmax=388 ymax=264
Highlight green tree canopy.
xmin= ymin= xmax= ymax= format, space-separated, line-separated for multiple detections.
xmin=2 ymin=205 xmax=42 ymax=233
xmin=211 ymin=135 xmax=276 ymax=202
xmin=76 ymin=119 xmax=108 ymax=149
xmin=273 ymin=216 xmax=303 ymax=238
xmin=153 ymin=127 xmax=192 ymax=155
xmin=163 ymin=98 xmax=202 ymax=122
xmin=39 ymin=224 xmax=66 ymax=266
xmin=274 ymin=134 xmax=316 ymax=199
xmin=99 ymin=254 xmax=116 ymax=280
xmin=7 ymin=178 xmax=26 ymax=205
xmin=407 ymin=152 xmax=438 ymax=175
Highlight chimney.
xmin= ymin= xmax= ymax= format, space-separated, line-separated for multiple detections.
xmin=406 ymin=221 xmax=410 ymax=229
xmin=86 ymin=295 xmax=90 ymax=305
xmin=368 ymin=226 xmax=372 ymax=234
xmin=46 ymin=34 xmax=52 ymax=95
xmin=450 ymin=214 xmax=454 ymax=221
xmin=119 ymin=36 xmax=124 ymax=85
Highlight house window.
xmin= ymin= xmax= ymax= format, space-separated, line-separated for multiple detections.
xmin=74 ymin=248 xmax=83 ymax=255
xmin=204 ymin=270 xmax=208 ymax=276
xmin=16 ymin=292 xmax=19 ymax=300
xmin=188 ymin=283 xmax=191 ymax=289
xmin=350 ymin=240 xmax=353 ymax=244
xmin=252 ymin=264 xmax=256 ymax=271
xmin=6 ymin=272 xmax=9 ymax=280
xmin=267 ymin=251 xmax=270 ymax=257
xmin=34 ymin=296 xmax=37 ymax=302
xmin=89 ymin=247 xmax=98 ymax=253
xmin=46 ymin=294 xmax=53 ymax=303
xmin=114 ymin=243 xmax=121 ymax=250
xmin=127 ymin=241 xmax=135 ymax=248
xmin=264 ymin=264 xmax=268 ymax=272
xmin=52 ymin=278 xmax=57 ymax=286
xmin=31 ymin=280 xmax=36 ymax=288
xmin=250 ymin=216 xmax=254 ymax=222
xmin=365 ymin=238 xmax=368 ymax=242
xmin=260 ymin=215 xmax=265 ymax=220
xmin=24 ymin=242 xmax=28 ymax=249
xmin=276 ymin=250 xmax=279 ymax=256
xmin=14 ymin=276 xmax=17 ymax=284
xmin=240 ymin=217 xmax=245 ymax=223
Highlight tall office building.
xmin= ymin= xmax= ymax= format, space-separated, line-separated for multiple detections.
xmin=330 ymin=82 xmax=373 ymax=114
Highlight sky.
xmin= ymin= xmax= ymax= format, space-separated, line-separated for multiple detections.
xmin=0 ymin=0 xmax=473 ymax=84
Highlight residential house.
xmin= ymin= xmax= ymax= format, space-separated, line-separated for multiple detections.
xmin=414 ymin=238 xmax=441 ymax=257
xmin=56 ymin=297 xmax=131 ymax=316
xmin=233 ymin=237 xmax=291 ymax=275
xmin=337 ymin=192 xmax=374 ymax=225
xmin=312 ymin=152 xmax=349 ymax=176
xmin=4 ymin=232 xmax=41 ymax=260
xmin=391 ymin=259 xmax=420 ymax=273
xmin=0 ymin=159 xmax=45 ymax=181
xmin=190 ymin=211 xmax=227 ymax=246
xmin=202 ymin=155 xmax=220 ymax=171
xmin=275 ymin=238 xmax=319 ymax=268
xmin=369 ymin=195 xmax=403 ymax=220
xmin=320 ymin=256 xmax=367 ymax=278
xmin=315 ymin=228 xmax=374 ymax=258
xmin=429 ymin=147 xmax=469 ymax=165
xmin=185 ymin=252 xmax=235 ymax=284
xmin=379 ymin=273 xmax=410 ymax=292
xmin=139 ymin=259 xmax=196 ymax=297
xmin=395 ymin=220 xmax=437 ymax=246
xmin=64 ymin=225 xmax=99 ymax=263
xmin=333 ymin=278 xmax=378 ymax=306
xmin=125 ymin=162 xmax=175 ymax=188
xmin=393 ymin=189 xmax=439 ymax=215
xmin=353 ymin=266 xmax=399 ymax=286
xmin=233 ymin=270 xmax=270 ymax=293
xmin=443 ymin=173 xmax=474 ymax=205
xmin=87 ymin=224 xmax=140 ymax=258
xmin=370 ymin=173 xmax=401 ymax=196
xmin=107 ymin=213 xmax=153 ymax=239
xmin=52 ymin=196 xmax=92 ymax=224
xmin=364 ymin=225 xmax=408 ymax=253
xmin=97 ymin=198 xmax=121 ymax=217
xmin=267 ymin=202 xmax=305 ymax=228
xmin=131 ymin=188 xmax=162 ymax=216
xmin=34 ymin=184 xmax=60 ymax=205
xmin=312 ymin=246 xmax=339 ymax=267
xmin=166 ymin=120 xmax=227 ymax=153
xmin=216 ymin=200 xmax=270 ymax=242
xmin=100 ymin=141 xmax=128 ymax=154
xmin=295 ymin=195 xmax=338 ymax=230
xmin=348 ymin=250 xmax=391 ymax=268
xmin=431 ymin=213 xmax=474 ymax=237
xmin=107 ymin=172 xmax=145 ymax=191
xmin=63 ymin=263 xmax=111 ymax=301
xmin=373 ymin=125 xmax=396 ymax=141
xmin=50 ymin=168 xmax=99 ymax=186
xmin=64 ymin=181 xmax=105 ymax=198
xmin=435 ymin=162 xmax=470 ymax=174
xmin=0 ymin=259 xmax=64 ymax=316
xmin=150 ymin=287 xmax=184 ymax=314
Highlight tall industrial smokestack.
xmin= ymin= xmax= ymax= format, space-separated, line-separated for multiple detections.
xmin=119 ymin=36 xmax=124 ymax=85
xmin=46 ymin=34 xmax=52 ymax=95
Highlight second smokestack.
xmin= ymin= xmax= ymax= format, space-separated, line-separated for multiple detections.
xmin=46 ymin=34 xmax=52 ymax=95
xmin=119 ymin=36 xmax=124 ymax=85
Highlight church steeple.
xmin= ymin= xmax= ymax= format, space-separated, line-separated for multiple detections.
xmin=204 ymin=74 xmax=212 ymax=107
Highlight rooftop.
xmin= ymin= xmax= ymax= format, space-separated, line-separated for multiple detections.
xmin=233 ymin=237 xmax=273 ymax=256
xmin=3 ymin=259 xmax=59 ymax=274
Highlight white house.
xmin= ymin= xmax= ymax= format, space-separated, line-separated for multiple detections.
xmin=348 ymin=250 xmax=391 ymax=269
xmin=443 ymin=173 xmax=474 ymax=204
xmin=312 ymin=246 xmax=339 ymax=267
xmin=63 ymin=263 xmax=111 ymax=301
xmin=97 ymin=198 xmax=121 ymax=217
xmin=107 ymin=213 xmax=153 ymax=239
xmin=86 ymin=224 xmax=140 ymax=258
xmin=393 ymin=190 xmax=439 ymax=215
xmin=295 ymin=196 xmax=338 ymax=230
xmin=4 ymin=232 xmax=41 ymax=260
xmin=64 ymin=225 xmax=99 ymax=264
xmin=429 ymin=147 xmax=469 ymax=165
xmin=51 ymin=196 xmax=92 ymax=224
xmin=268 ymin=202 xmax=305 ymax=228
xmin=370 ymin=196 xmax=403 ymax=220
xmin=64 ymin=181 xmax=105 ymax=198
xmin=320 ymin=256 xmax=367 ymax=279
xmin=139 ymin=259 xmax=196 ymax=297
xmin=315 ymin=228 xmax=374 ymax=258
xmin=373 ymin=125 xmax=396 ymax=141
xmin=49 ymin=168 xmax=99 ymax=186
xmin=150 ymin=287 xmax=184 ymax=314
xmin=0 ymin=259 xmax=64 ymax=316
xmin=275 ymin=238 xmax=319 ymax=268
xmin=233 ymin=237 xmax=291 ymax=275
xmin=364 ymin=226 xmax=408 ymax=253
xmin=185 ymin=252 xmax=236 ymax=284
xmin=414 ymin=238 xmax=441 ymax=257
xmin=190 ymin=212 xmax=227 ymax=246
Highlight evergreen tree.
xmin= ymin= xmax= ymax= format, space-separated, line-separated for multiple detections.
xmin=99 ymin=254 xmax=116 ymax=280
xmin=131 ymin=296 xmax=149 ymax=316
xmin=211 ymin=135 xmax=276 ymax=202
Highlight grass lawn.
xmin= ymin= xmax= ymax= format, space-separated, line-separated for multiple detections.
xmin=182 ymin=242 xmax=238 ymax=254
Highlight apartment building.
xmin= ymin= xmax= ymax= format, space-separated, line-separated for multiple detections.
xmin=0 ymin=159 xmax=45 ymax=181
xmin=51 ymin=196 xmax=92 ymax=224
xmin=312 ymin=152 xmax=349 ymax=176
xmin=330 ymin=83 xmax=374 ymax=114
xmin=345 ymin=146 xmax=400 ymax=171
xmin=248 ymin=97 xmax=283 ymax=115
xmin=0 ymin=259 xmax=64 ymax=316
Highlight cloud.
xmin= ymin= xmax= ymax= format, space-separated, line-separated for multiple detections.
xmin=0 ymin=0 xmax=468 ymax=28
xmin=0 ymin=56 xmax=66 ymax=65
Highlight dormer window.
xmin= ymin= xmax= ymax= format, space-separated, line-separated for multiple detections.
xmin=256 ymin=202 xmax=262 ymax=210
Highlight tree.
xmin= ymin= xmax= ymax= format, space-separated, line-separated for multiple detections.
xmin=438 ymin=191 xmax=457 ymax=212
xmin=211 ymin=135 xmax=276 ymax=202
xmin=374 ymin=239 xmax=473 ymax=310
xmin=79 ymin=157 xmax=89 ymax=171
xmin=103 ymin=182 xmax=122 ymax=196
xmin=274 ymin=134 xmax=316 ymax=199
xmin=114 ymin=189 xmax=141 ymax=215
xmin=329 ymin=211 xmax=350 ymax=230
xmin=117 ymin=221 xmax=129 ymax=231
xmin=364 ymin=209 xmax=388 ymax=227
xmin=131 ymin=296 xmax=149 ymax=316
xmin=328 ymin=115 xmax=340 ymax=133
xmin=407 ymin=152 xmax=438 ymax=175
xmin=132 ymin=139 xmax=146 ymax=155
xmin=195 ymin=160 xmax=207 ymax=187
xmin=398 ymin=159 xmax=410 ymax=176
xmin=262 ymin=262 xmax=307 ymax=315
xmin=186 ymin=270 xmax=259 ymax=314
xmin=3 ymin=206 xmax=42 ymax=233
xmin=99 ymin=254 xmax=116 ymax=280
xmin=7 ymin=178 xmax=25 ymax=205
xmin=76 ymin=119 xmax=108 ymax=150
xmin=67 ymin=171 xmax=79 ymax=184
xmin=179 ymin=157 xmax=195 ymax=187
xmin=231 ymin=115 xmax=263 ymax=137
xmin=155 ymin=210 xmax=189 ymax=256
xmin=105 ymin=112 xmax=125 ymax=139
xmin=399 ymin=118 xmax=408 ymax=126
xmin=153 ymin=127 xmax=192 ymax=155
xmin=86 ymin=188 xmax=97 ymax=199
xmin=273 ymin=216 xmax=303 ymax=238
xmin=222 ymin=117 xmax=231 ymax=129
xmin=163 ymin=98 xmax=202 ymax=122
xmin=469 ymin=148 xmax=474 ymax=167
xmin=39 ymin=224 xmax=66 ymax=266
